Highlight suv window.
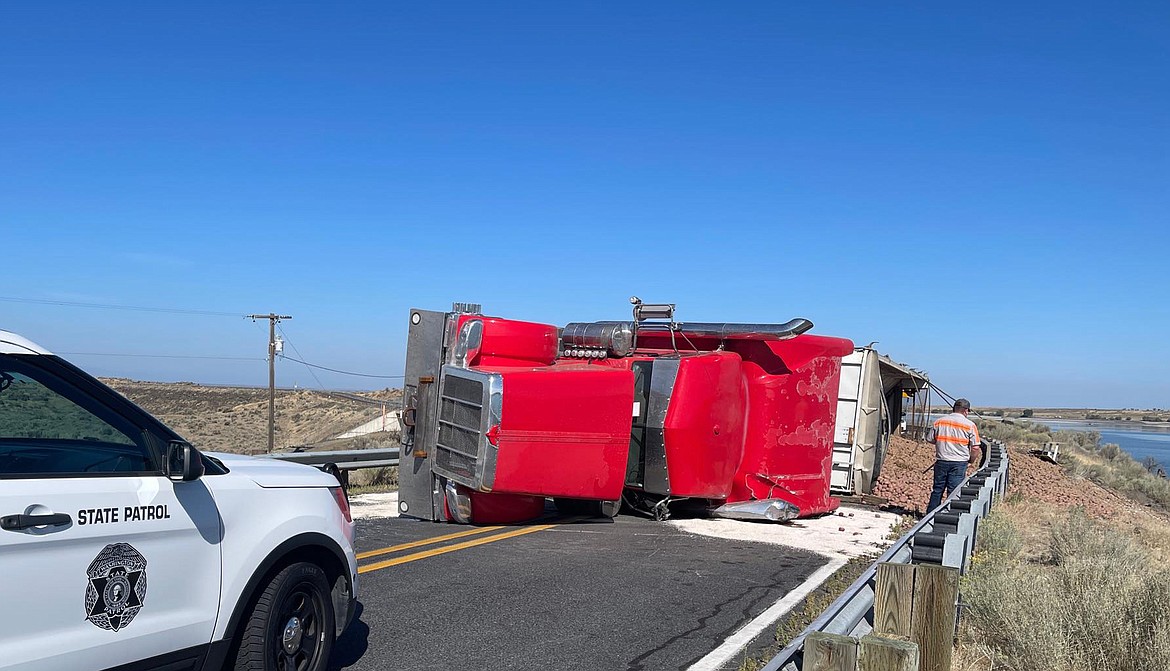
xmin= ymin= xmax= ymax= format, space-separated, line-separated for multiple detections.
xmin=0 ymin=355 xmax=155 ymax=477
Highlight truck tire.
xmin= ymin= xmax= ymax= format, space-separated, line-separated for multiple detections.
xmin=553 ymin=497 xmax=595 ymax=516
xmin=554 ymin=498 xmax=621 ymax=518
xmin=233 ymin=562 xmax=336 ymax=671
xmin=598 ymin=499 xmax=622 ymax=518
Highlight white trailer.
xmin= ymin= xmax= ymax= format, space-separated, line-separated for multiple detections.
xmin=832 ymin=348 xmax=930 ymax=495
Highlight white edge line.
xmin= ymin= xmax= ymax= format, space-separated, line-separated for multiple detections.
xmin=686 ymin=556 xmax=850 ymax=671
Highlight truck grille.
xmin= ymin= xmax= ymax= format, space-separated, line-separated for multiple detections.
xmin=435 ymin=372 xmax=487 ymax=485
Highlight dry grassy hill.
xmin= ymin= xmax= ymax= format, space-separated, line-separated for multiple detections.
xmin=101 ymin=378 xmax=401 ymax=454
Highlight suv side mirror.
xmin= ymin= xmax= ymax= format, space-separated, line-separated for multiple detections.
xmin=167 ymin=441 xmax=205 ymax=482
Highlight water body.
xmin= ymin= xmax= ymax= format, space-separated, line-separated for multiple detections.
xmin=930 ymin=414 xmax=1170 ymax=470
xmin=1028 ymin=418 xmax=1170 ymax=470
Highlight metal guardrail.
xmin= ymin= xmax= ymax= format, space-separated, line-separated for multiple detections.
xmin=264 ymin=447 xmax=401 ymax=471
xmin=761 ymin=439 xmax=1010 ymax=671
xmin=319 ymin=390 xmax=399 ymax=408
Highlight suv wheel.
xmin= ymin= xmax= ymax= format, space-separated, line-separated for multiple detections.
xmin=234 ymin=562 xmax=336 ymax=671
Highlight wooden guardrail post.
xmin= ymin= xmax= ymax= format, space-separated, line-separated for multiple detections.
xmin=910 ymin=565 xmax=959 ymax=671
xmin=872 ymin=562 xmax=960 ymax=671
xmin=874 ymin=563 xmax=915 ymax=638
xmin=858 ymin=635 xmax=918 ymax=671
xmin=805 ymin=632 xmax=858 ymax=671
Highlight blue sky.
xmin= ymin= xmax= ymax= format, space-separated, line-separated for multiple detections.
xmin=2 ymin=2 xmax=1167 ymax=408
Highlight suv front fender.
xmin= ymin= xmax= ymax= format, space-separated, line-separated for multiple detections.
xmin=201 ymin=531 xmax=356 ymax=671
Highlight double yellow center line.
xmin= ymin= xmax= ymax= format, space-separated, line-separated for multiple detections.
xmin=357 ymin=522 xmax=561 ymax=574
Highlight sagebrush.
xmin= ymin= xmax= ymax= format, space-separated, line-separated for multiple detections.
xmin=960 ymin=509 xmax=1170 ymax=671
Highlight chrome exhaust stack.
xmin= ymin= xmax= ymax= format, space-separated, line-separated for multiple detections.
xmin=667 ymin=319 xmax=814 ymax=340
xmin=560 ymin=319 xmax=814 ymax=358
xmin=561 ymin=297 xmax=813 ymax=358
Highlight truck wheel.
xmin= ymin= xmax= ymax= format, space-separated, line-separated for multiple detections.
xmin=554 ymin=498 xmax=621 ymax=518
xmin=553 ymin=497 xmax=593 ymax=516
xmin=598 ymin=499 xmax=621 ymax=518
xmin=234 ymin=562 xmax=336 ymax=671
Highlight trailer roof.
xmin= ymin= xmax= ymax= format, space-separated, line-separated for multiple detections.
xmin=867 ymin=348 xmax=930 ymax=384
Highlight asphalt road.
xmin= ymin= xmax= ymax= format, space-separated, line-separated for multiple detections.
xmin=330 ymin=513 xmax=829 ymax=671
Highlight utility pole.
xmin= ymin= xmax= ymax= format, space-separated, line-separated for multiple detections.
xmin=247 ymin=313 xmax=292 ymax=453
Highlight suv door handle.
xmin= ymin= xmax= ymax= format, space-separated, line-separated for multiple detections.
xmin=1 ymin=513 xmax=72 ymax=531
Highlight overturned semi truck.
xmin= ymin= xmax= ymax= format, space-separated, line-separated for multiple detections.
xmin=397 ymin=300 xmax=854 ymax=525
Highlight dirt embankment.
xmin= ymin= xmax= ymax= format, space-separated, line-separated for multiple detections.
xmin=871 ymin=435 xmax=969 ymax=514
xmin=101 ymin=378 xmax=400 ymax=454
xmin=873 ymin=435 xmax=1137 ymax=519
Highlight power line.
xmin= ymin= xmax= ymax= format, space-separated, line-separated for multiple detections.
xmin=58 ymin=351 xmax=263 ymax=361
xmin=0 ymin=295 xmax=244 ymax=317
xmin=279 ymin=355 xmax=403 ymax=379
xmin=927 ymin=380 xmax=989 ymax=421
xmin=276 ymin=324 xmax=327 ymax=391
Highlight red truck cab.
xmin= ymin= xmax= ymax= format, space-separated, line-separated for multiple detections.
xmin=398 ymin=302 xmax=853 ymax=525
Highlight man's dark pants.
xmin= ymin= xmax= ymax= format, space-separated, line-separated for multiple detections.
xmin=927 ymin=460 xmax=968 ymax=512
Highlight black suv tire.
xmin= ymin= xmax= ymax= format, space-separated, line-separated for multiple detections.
xmin=233 ymin=562 xmax=336 ymax=671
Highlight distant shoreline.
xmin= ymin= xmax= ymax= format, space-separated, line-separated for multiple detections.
xmin=1028 ymin=417 xmax=1170 ymax=429
xmin=931 ymin=407 xmax=1170 ymax=425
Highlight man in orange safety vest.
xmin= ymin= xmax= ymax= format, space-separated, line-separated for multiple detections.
xmin=926 ymin=398 xmax=981 ymax=512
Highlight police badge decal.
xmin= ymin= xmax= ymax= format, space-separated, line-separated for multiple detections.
xmin=84 ymin=543 xmax=148 ymax=631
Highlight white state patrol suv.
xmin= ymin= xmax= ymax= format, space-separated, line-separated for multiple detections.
xmin=0 ymin=330 xmax=357 ymax=671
